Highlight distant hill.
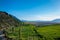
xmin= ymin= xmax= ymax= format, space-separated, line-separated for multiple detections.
xmin=52 ymin=19 xmax=60 ymax=23
xmin=0 ymin=11 xmax=21 ymax=27
xmin=22 ymin=19 xmax=60 ymax=26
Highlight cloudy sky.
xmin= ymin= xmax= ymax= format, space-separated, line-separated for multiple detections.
xmin=0 ymin=0 xmax=60 ymax=21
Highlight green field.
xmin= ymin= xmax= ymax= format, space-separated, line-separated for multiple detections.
xmin=36 ymin=24 xmax=60 ymax=40
xmin=5 ymin=24 xmax=60 ymax=40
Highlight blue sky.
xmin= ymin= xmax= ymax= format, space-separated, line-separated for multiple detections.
xmin=0 ymin=0 xmax=60 ymax=21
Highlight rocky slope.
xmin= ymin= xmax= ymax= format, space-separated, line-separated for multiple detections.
xmin=0 ymin=11 xmax=21 ymax=28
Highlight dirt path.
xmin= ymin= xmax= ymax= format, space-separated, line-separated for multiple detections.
xmin=0 ymin=29 xmax=6 ymax=40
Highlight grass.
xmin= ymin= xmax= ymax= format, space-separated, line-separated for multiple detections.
xmin=5 ymin=24 xmax=60 ymax=40
xmin=36 ymin=24 xmax=60 ymax=40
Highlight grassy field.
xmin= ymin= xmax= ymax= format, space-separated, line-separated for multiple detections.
xmin=5 ymin=24 xmax=60 ymax=40
xmin=36 ymin=24 xmax=60 ymax=40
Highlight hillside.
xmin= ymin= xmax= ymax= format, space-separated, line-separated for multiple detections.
xmin=0 ymin=11 xmax=21 ymax=28
xmin=5 ymin=23 xmax=60 ymax=40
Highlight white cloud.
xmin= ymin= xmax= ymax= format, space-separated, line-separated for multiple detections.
xmin=22 ymin=12 xmax=60 ymax=21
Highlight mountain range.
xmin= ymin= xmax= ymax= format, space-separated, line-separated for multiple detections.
xmin=22 ymin=19 xmax=60 ymax=26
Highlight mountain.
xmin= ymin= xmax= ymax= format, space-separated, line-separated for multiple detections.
xmin=22 ymin=19 xmax=60 ymax=26
xmin=23 ymin=21 xmax=54 ymax=26
xmin=0 ymin=11 xmax=21 ymax=27
xmin=52 ymin=19 xmax=60 ymax=23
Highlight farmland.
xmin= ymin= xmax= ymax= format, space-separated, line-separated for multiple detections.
xmin=5 ymin=24 xmax=60 ymax=40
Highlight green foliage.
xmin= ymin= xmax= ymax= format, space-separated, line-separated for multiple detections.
xmin=5 ymin=25 xmax=37 ymax=40
xmin=5 ymin=24 xmax=60 ymax=40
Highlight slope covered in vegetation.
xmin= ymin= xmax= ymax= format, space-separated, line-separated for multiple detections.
xmin=0 ymin=11 xmax=21 ymax=28
xmin=5 ymin=24 xmax=60 ymax=40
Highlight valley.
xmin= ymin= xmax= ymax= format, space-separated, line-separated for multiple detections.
xmin=0 ymin=11 xmax=60 ymax=40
